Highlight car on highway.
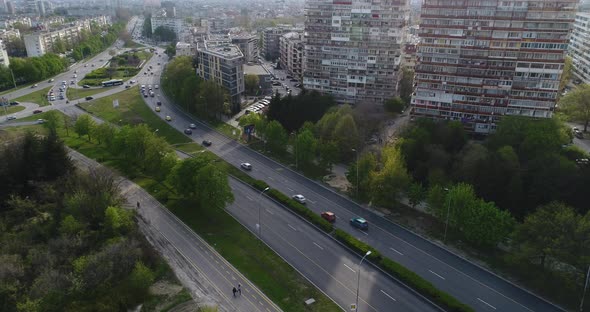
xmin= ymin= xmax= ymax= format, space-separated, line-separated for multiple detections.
xmin=184 ymin=128 xmax=193 ymax=135
xmin=165 ymin=115 xmax=172 ymax=121
xmin=155 ymin=85 xmax=159 ymax=89
xmin=155 ymin=106 xmax=161 ymax=112
xmin=350 ymin=217 xmax=368 ymax=230
xmin=156 ymin=101 xmax=162 ymax=106
xmin=573 ymin=127 xmax=584 ymax=139
xmin=6 ymin=115 xmax=16 ymax=120
xmin=125 ymin=85 xmax=131 ymax=89
xmin=292 ymin=194 xmax=306 ymax=204
xmin=189 ymin=123 xmax=196 ymax=129
xmin=85 ymin=96 xmax=94 ymax=101
xmin=36 ymin=119 xmax=45 ymax=124
xmin=31 ymin=84 xmax=38 ymax=88
xmin=10 ymin=101 xmax=19 ymax=106
xmin=48 ymin=79 xmax=54 ymax=83
xmin=202 ymin=140 xmax=212 ymax=146
xmin=321 ymin=211 xmax=336 ymax=223
xmin=143 ymin=93 xmax=148 ymax=98
xmin=240 ymin=162 xmax=252 ymax=170
xmin=83 ymin=85 xmax=90 ymax=88
xmin=33 ymin=110 xmax=42 ymax=114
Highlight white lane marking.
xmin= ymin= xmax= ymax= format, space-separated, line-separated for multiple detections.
xmin=358 ymin=230 xmax=369 ymax=236
xmin=246 ymin=196 xmax=253 ymax=201
xmin=288 ymin=224 xmax=297 ymax=231
xmin=268 ymin=176 xmax=274 ymax=181
xmin=380 ymin=290 xmax=396 ymax=301
xmin=477 ymin=298 xmax=497 ymax=310
xmin=313 ymin=242 xmax=324 ymax=250
xmin=287 ymin=187 xmax=294 ymax=192
xmin=265 ymin=209 xmax=274 ymax=215
xmin=390 ymin=247 xmax=404 ymax=255
xmin=429 ymin=270 xmax=446 ymax=280
xmin=343 ymin=263 xmax=356 ymax=273
xmin=308 ymin=200 xmax=316 ymax=204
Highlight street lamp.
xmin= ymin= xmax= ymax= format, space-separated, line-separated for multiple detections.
xmin=443 ymin=187 xmax=451 ymax=243
xmin=581 ymin=265 xmax=590 ymax=312
xmin=258 ymin=187 xmax=270 ymax=238
xmin=352 ymin=148 xmax=359 ymax=198
xmin=153 ymin=128 xmax=159 ymax=134
xmin=355 ymin=250 xmax=372 ymax=312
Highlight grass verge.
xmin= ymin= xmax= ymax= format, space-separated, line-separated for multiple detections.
xmin=13 ymin=86 xmax=52 ymax=106
xmin=67 ymin=86 xmax=117 ymax=100
xmin=77 ymin=86 xmax=190 ymax=145
xmin=0 ymin=105 xmax=26 ymax=116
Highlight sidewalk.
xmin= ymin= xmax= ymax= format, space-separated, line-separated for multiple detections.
xmin=68 ymin=149 xmax=282 ymax=312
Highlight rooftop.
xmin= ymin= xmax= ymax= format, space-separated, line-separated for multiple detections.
xmin=199 ymin=41 xmax=243 ymax=59
xmin=244 ymin=63 xmax=270 ymax=76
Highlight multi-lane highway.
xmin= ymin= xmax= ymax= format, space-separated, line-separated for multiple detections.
xmin=0 ymin=22 xmax=567 ymax=311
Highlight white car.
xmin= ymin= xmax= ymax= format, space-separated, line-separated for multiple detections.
xmin=292 ymin=194 xmax=306 ymax=204
xmin=36 ymin=119 xmax=45 ymax=124
xmin=155 ymin=85 xmax=159 ymax=89
xmin=6 ymin=115 xmax=16 ymax=120
xmin=240 ymin=162 xmax=252 ymax=170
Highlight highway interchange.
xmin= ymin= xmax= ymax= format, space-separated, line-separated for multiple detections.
xmin=0 ymin=17 xmax=567 ymax=312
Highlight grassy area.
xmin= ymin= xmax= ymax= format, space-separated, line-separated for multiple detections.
xmin=67 ymin=86 xmax=115 ymax=100
xmin=78 ymin=86 xmax=190 ymax=145
xmin=0 ymin=105 xmax=26 ymax=116
xmin=174 ymin=142 xmax=205 ymax=155
xmin=13 ymin=86 xmax=52 ymax=106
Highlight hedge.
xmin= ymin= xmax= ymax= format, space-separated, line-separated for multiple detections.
xmin=333 ymin=229 xmax=382 ymax=262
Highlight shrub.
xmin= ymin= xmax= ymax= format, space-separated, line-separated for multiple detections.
xmin=333 ymin=229 xmax=382 ymax=262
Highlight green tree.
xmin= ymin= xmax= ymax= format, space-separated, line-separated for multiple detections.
xmin=59 ymin=215 xmax=84 ymax=236
xmin=370 ymin=145 xmax=411 ymax=206
xmin=201 ymin=80 xmax=227 ymax=118
xmin=426 ymin=184 xmax=446 ymax=217
xmin=399 ymin=68 xmax=414 ymax=104
xmin=244 ymin=74 xmax=260 ymax=95
xmin=74 ymin=114 xmax=95 ymax=141
xmin=43 ymin=110 xmax=61 ymax=136
xmin=384 ymin=97 xmax=405 ymax=113
xmin=52 ymin=37 xmax=66 ymax=54
xmin=153 ymin=26 xmax=177 ymax=42
xmin=333 ymin=114 xmax=359 ymax=157
xmin=195 ymin=164 xmax=234 ymax=210
xmin=265 ymin=120 xmax=288 ymax=153
xmin=127 ymin=261 xmax=155 ymax=301
xmin=346 ymin=152 xmax=377 ymax=200
xmin=294 ymin=129 xmax=318 ymax=168
xmin=318 ymin=140 xmax=339 ymax=171
xmin=407 ymin=182 xmax=425 ymax=209
xmin=559 ymin=56 xmax=572 ymax=92
xmin=104 ymin=206 xmax=134 ymax=237
xmin=559 ymin=83 xmax=590 ymax=132
xmin=461 ymin=199 xmax=515 ymax=247
xmin=93 ymin=122 xmax=117 ymax=147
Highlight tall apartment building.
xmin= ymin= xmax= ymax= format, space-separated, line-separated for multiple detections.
xmin=0 ymin=39 xmax=9 ymax=67
xmin=279 ymin=31 xmax=303 ymax=79
xmin=151 ymin=16 xmax=184 ymax=39
xmin=195 ymin=40 xmax=245 ymax=112
xmin=231 ymin=33 xmax=259 ymax=63
xmin=303 ymin=0 xmax=408 ymax=105
xmin=24 ymin=24 xmax=88 ymax=56
xmin=412 ymin=0 xmax=576 ymax=134
xmin=5 ymin=1 xmax=14 ymax=14
xmin=262 ymin=26 xmax=291 ymax=61
xmin=569 ymin=12 xmax=590 ymax=84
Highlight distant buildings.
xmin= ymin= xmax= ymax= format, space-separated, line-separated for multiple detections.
xmin=279 ymin=31 xmax=303 ymax=79
xmin=0 ymin=39 xmax=9 ymax=67
xmin=161 ymin=1 xmax=176 ymax=18
xmin=303 ymin=0 xmax=407 ymax=105
xmin=151 ymin=16 xmax=184 ymax=39
xmin=570 ymin=12 xmax=590 ymax=84
xmin=412 ymin=0 xmax=576 ymax=134
xmin=0 ymin=17 xmax=32 ymax=29
xmin=195 ymin=40 xmax=245 ymax=112
xmin=175 ymin=42 xmax=195 ymax=56
xmin=262 ymin=26 xmax=290 ymax=61
xmin=244 ymin=63 xmax=272 ymax=94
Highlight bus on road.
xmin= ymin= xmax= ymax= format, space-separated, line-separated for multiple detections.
xmin=102 ymin=79 xmax=124 ymax=87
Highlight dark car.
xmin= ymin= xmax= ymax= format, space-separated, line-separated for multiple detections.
xmin=82 ymin=85 xmax=90 ymax=88
xmin=202 ymin=140 xmax=212 ymax=146
xmin=9 ymin=101 xmax=19 ymax=106
xmin=156 ymin=101 xmax=162 ymax=106
xmin=85 ymin=96 xmax=93 ymax=101
xmin=350 ymin=217 xmax=368 ymax=230
xmin=143 ymin=93 xmax=148 ymax=98
xmin=33 ymin=110 xmax=42 ymax=114
xmin=321 ymin=211 xmax=336 ymax=223
xmin=184 ymin=129 xmax=193 ymax=135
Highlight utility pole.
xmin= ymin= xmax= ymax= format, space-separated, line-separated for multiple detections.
xmin=581 ymin=265 xmax=590 ymax=312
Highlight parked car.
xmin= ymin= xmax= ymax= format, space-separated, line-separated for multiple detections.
xmin=292 ymin=194 xmax=306 ymax=204
xmin=36 ymin=119 xmax=45 ymax=124
xmin=33 ymin=110 xmax=42 ymax=114
xmin=573 ymin=127 xmax=584 ymax=139
xmin=189 ymin=123 xmax=196 ymax=129
xmin=350 ymin=217 xmax=368 ymax=230
xmin=202 ymin=140 xmax=212 ymax=146
xmin=85 ymin=96 xmax=94 ymax=100
xmin=184 ymin=128 xmax=193 ymax=135
xmin=83 ymin=85 xmax=90 ymax=88
xmin=6 ymin=115 xmax=16 ymax=120
xmin=321 ymin=211 xmax=336 ymax=223
xmin=240 ymin=162 xmax=252 ymax=170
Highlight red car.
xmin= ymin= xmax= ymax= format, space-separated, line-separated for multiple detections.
xmin=33 ymin=110 xmax=42 ymax=114
xmin=321 ymin=211 xmax=336 ymax=223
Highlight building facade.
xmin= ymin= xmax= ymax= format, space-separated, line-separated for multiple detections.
xmin=303 ymin=0 xmax=408 ymax=105
xmin=279 ymin=31 xmax=303 ymax=79
xmin=175 ymin=42 xmax=195 ymax=56
xmin=151 ymin=16 xmax=184 ymax=39
xmin=569 ymin=12 xmax=590 ymax=84
xmin=195 ymin=40 xmax=244 ymax=112
xmin=0 ymin=39 xmax=9 ymax=67
xmin=24 ymin=24 xmax=88 ymax=57
xmin=412 ymin=0 xmax=576 ymax=134
xmin=231 ymin=33 xmax=259 ymax=63
xmin=262 ymin=26 xmax=290 ymax=61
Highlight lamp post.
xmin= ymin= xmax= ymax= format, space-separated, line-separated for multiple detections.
xmin=355 ymin=250 xmax=372 ymax=312
xmin=443 ymin=187 xmax=451 ymax=243
xmin=581 ymin=265 xmax=590 ymax=312
xmin=258 ymin=187 xmax=270 ymax=238
xmin=352 ymin=148 xmax=359 ymax=198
